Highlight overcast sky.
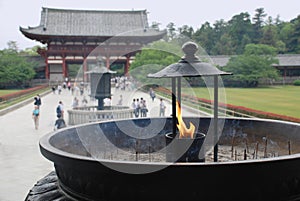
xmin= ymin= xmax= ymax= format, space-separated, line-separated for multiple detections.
xmin=0 ymin=0 xmax=299 ymax=50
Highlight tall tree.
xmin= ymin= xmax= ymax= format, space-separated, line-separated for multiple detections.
xmin=212 ymin=33 xmax=235 ymax=55
xmin=252 ymin=8 xmax=267 ymax=43
xmin=224 ymin=44 xmax=279 ymax=87
xmin=261 ymin=16 xmax=277 ymax=47
xmin=166 ymin=22 xmax=177 ymax=41
xmin=213 ymin=20 xmax=228 ymax=40
xmin=6 ymin=41 xmax=19 ymax=53
xmin=287 ymin=15 xmax=300 ymax=53
xmin=178 ymin=25 xmax=194 ymax=39
xmin=193 ymin=22 xmax=215 ymax=54
xmin=227 ymin=12 xmax=254 ymax=54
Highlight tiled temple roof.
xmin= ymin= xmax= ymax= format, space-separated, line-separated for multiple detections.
xmin=209 ymin=55 xmax=300 ymax=68
xmin=20 ymin=7 xmax=166 ymax=38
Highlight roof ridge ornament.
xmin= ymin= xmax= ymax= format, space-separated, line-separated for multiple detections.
xmin=43 ymin=8 xmax=48 ymax=31
xmin=180 ymin=42 xmax=200 ymax=63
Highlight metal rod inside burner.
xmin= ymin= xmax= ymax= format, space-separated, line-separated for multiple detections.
xmin=172 ymin=77 xmax=177 ymax=135
xmin=177 ymin=77 xmax=181 ymax=104
xmin=214 ymin=75 xmax=219 ymax=162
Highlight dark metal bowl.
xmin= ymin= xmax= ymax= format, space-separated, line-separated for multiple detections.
xmin=40 ymin=117 xmax=300 ymax=201
xmin=165 ymin=132 xmax=206 ymax=162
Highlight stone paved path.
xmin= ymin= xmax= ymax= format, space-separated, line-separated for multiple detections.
xmin=0 ymin=88 xmax=74 ymax=201
xmin=0 ymin=87 xmax=208 ymax=201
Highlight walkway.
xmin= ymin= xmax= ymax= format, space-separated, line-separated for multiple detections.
xmin=0 ymin=87 xmax=207 ymax=201
xmin=0 ymin=89 xmax=74 ymax=201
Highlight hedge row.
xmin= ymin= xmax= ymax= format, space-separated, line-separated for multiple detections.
xmin=155 ymin=87 xmax=300 ymax=123
xmin=0 ymin=85 xmax=48 ymax=102
xmin=293 ymin=80 xmax=300 ymax=86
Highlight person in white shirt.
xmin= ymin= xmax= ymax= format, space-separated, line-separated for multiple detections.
xmin=159 ymin=98 xmax=166 ymax=116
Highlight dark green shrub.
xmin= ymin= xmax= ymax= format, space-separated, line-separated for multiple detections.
xmin=293 ymin=80 xmax=300 ymax=86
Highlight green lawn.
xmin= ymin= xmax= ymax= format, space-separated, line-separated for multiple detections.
xmin=0 ymin=90 xmax=20 ymax=96
xmin=0 ymin=88 xmax=50 ymax=110
xmin=186 ymin=86 xmax=300 ymax=118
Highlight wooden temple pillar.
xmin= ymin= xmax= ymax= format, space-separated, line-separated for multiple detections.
xmin=125 ymin=55 xmax=130 ymax=76
xmin=106 ymin=56 xmax=110 ymax=69
xmin=45 ymin=57 xmax=49 ymax=79
xmin=284 ymin=66 xmax=287 ymax=78
xmin=38 ymin=48 xmax=50 ymax=79
xmin=83 ymin=57 xmax=88 ymax=82
xmin=62 ymin=56 xmax=67 ymax=79
xmin=282 ymin=66 xmax=287 ymax=84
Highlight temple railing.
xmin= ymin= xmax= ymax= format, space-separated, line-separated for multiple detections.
xmin=68 ymin=106 xmax=134 ymax=125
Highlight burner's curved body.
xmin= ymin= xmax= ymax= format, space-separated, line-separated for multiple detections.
xmin=37 ymin=117 xmax=300 ymax=201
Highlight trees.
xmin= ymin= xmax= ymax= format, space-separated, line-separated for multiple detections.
xmin=193 ymin=22 xmax=215 ymax=54
xmin=223 ymin=44 xmax=279 ymax=87
xmin=164 ymin=8 xmax=299 ymax=55
xmin=130 ymin=42 xmax=180 ymax=70
xmin=252 ymin=8 xmax=267 ymax=44
xmin=213 ymin=33 xmax=235 ymax=55
xmin=260 ymin=17 xmax=278 ymax=48
xmin=20 ymin=45 xmax=41 ymax=56
xmin=286 ymin=15 xmax=300 ymax=53
xmin=178 ymin=25 xmax=194 ymax=39
xmin=227 ymin=12 xmax=254 ymax=54
xmin=129 ymin=41 xmax=180 ymax=85
xmin=0 ymin=42 xmax=36 ymax=88
xmin=166 ymin=22 xmax=177 ymax=41
xmin=6 ymin=41 xmax=19 ymax=53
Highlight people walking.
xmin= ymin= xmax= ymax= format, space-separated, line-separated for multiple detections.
xmin=33 ymin=94 xmax=42 ymax=108
xmin=54 ymin=114 xmax=66 ymax=130
xmin=149 ymin=88 xmax=156 ymax=102
xmin=117 ymin=95 xmax=123 ymax=106
xmin=131 ymin=98 xmax=138 ymax=117
xmin=32 ymin=105 xmax=40 ymax=130
xmin=56 ymin=101 xmax=64 ymax=118
xmin=140 ymin=98 xmax=148 ymax=117
xmin=82 ymin=96 xmax=88 ymax=107
xmin=51 ymin=86 xmax=56 ymax=94
xmin=57 ymin=84 xmax=62 ymax=95
xmin=67 ymin=81 xmax=71 ymax=91
xmin=135 ymin=98 xmax=140 ymax=117
xmin=159 ymin=98 xmax=166 ymax=116
xmin=72 ymin=97 xmax=79 ymax=109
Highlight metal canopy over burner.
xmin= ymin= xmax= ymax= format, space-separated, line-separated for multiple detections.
xmin=148 ymin=42 xmax=231 ymax=78
xmin=148 ymin=41 xmax=231 ymax=162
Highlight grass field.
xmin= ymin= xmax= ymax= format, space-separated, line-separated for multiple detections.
xmin=0 ymin=88 xmax=49 ymax=110
xmin=1 ymin=86 xmax=299 ymax=118
xmin=0 ymin=90 xmax=20 ymax=96
xmin=185 ymin=85 xmax=300 ymax=118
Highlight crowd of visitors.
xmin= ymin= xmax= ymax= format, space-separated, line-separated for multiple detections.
xmin=131 ymin=97 xmax=148 ymax=117
xmin=32 ymin=78 xmax=88 ymax=130
xmin=51 ymin=80 xmax=86 ymax=97
xmin=31 ymin=77 xmax=169 ymax=130
xmin=113 ymin=76 xmax=137 ymax=91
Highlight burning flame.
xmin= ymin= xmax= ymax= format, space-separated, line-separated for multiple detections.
xmin=176 ymin=101 xmax=195 ymax=139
